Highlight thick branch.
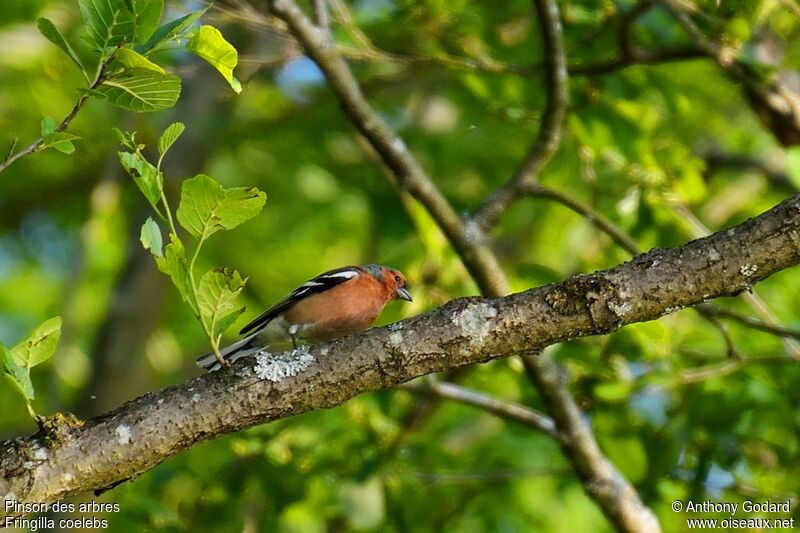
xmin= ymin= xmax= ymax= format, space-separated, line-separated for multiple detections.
xmin=266 ymin=2 xmax=650 ymax=529
xmin=3 ymin=193 xmax=800 ymax=513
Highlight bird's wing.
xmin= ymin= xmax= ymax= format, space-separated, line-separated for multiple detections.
xmin=239 ymin=266 xmax=363 ymax=335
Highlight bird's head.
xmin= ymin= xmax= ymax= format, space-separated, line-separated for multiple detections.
xmin=363 ymin=264 xmax=412 ymax=302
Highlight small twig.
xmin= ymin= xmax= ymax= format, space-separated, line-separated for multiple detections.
xmin=702 ymin=149 xmax=798 ymax=193
xmin=699 ymin=306 xmax=800 ymax=340
xmin=568 ymin=46 xmax=704 ymax=76
xmin=526 ymin=183 xmax=640 ymax=254
xmin=472 ymin=0 xmax=568 ymax=231
xmin=312 ymin=0 xmax=329 ymax=29
xmin=4 ymin=138 xmax=18 ymax=164
xmin=402 ymin=467 xmax=569 ymax=485
xmin=692 ymin=308 xmax=739 ymax=358
xmin=676 ymin=354 xmax=795 ymax=384
xmin=400 ymin=380 xmax=560 ymax=441
xmin=0 ymin=48 xmax=120 ymax=174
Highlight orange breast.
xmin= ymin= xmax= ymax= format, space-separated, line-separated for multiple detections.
xmin=283 ymin=275 xmax=389 ymax=341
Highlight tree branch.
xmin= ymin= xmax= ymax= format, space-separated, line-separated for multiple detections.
xmin=660 ymin=0 xmax=800 ymax=146
xmin=268 ymin=0 xmax=508 ymax=296
xmin=0 ymin=49 xmax=118 ymax=174
xmin=2 ymin=192 xmax=799 ymax=515
xmin=400 ymin=380 xmax=559 ymax=440
xmin=522 ymin=351 xmax=661 ymax=533
xmin=264 ymin=1 xmax=653 ymax=529
xmin=472 ymin=0 xmax=568 ymax=231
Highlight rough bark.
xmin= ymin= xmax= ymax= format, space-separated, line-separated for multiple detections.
xmin=2 ymin=193 xmax=799 ymax=515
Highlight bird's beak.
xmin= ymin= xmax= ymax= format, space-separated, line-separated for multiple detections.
xmin=395 ymin=287 xmax=413 ymax=302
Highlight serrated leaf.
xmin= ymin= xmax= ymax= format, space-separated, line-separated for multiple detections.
xmin=119 ymin=151 xmax=162 ymax=207
xmin=158 ymin=122 xmax=185 ymax=157
xmin=10 ymin=317 xmax=62 ymax=368
xmin=41 ymin=116 xmax=58 ymax=137
xmin=79 ymin=0 xmax=135 ymax=51
xmin=177 ymin=174 xmax=266 ymax=239
xmin=37 ymin=17 xmax=87 ymax=76
xmin=137 ymin=7 xmax=208 ymax=54
xmin=197 ymin=268 xmax=246 ymax=338
xmin=94 ymin=68 xmax=181 ymax=112
xmin=186 ymin=25 xmax=242 ymax=94
xmin=140 ymin=217 xmax=163 ymax=257
xmin=116 ymin=47 xmax=165 ymax=73
xmin=155 ymin=236 xmax=195 ymax=309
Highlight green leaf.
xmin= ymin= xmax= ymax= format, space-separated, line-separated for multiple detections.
xmin=197 ymin=268 xmax=247 ymax=339
xmin=1 ymin=344 xmax=34 ymax=401
xmin=116 ymin=47 xmax=165 ymax=73
xmin=186 ymin=25 xmax=242 ymax=94
xmin=113 ymin=127 xmax=139 ymax=150
xmin=94 ymin=68 xmax=181 ymax=112
xmin=37 ymin=17 xmax=87 ymax=76
xmin=137 ymin=7 xmax=208 ymax=54
xmin=3 ymin=373 xmax=34 ymax=402
xmin=79 ymin=0 xmax=135 ymax=50
xmin=127 ymin=0 xmax=164 ymax=43
xmin=42 ymin=132 xmax=80 ymax=155
xmin=10 ymin=317 xmax=62 ymax=368
xmin=158 ymin=122 xmax=185 ymax=158
xmin=119 ymin=151 xmax=162 ymax=208
xmin=39 ymin=18 xmax=84 ymax=61
xmin=50 ymin=140 xmax=76 ymax=154
xmin=40 ymin=116 xmax=58 ymax=137
xmin=140 ymin=217 xmax=163 ymax=257
xmin=155 ymin=236 xmax=195 ymax=309
xmin=177 ymin=174 xmax=266 ymax=239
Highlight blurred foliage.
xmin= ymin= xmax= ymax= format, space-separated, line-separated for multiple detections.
xmin=1 ymin=0 xmax=800 ymax=531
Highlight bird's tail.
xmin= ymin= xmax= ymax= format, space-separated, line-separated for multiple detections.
xmin=196 ymin=332 xmax=261 ymax=372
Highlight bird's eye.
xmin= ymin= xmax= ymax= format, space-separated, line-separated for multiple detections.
xmin=394 ymin=275 xmax=402 ymax=283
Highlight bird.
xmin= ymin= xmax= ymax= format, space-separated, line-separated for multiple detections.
xmin=196 ymin=264 xmax=412 ymax=371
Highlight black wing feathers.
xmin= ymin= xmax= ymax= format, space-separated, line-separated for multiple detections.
xmin=238 ymin=266 xmax=362 ymax=335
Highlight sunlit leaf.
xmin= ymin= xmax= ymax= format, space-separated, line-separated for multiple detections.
xmin=186 ymin=25 xmax=241 ymax=94
xmin=128 ymin=0 xmax=163 ymax=43
xmin=176 ymin=174 xmax=266 ymax=239
xmin=40 ymin=116 xmax=57 ymax=137
xmin=155 ymin=236 xmax=195 ymax=309
xmin=116 ymin=47 xmax=165 ymax=73
xmin=140 ymin=217 xmax=163 ymax=257
xmin=197 ymin=268 xmax=246 ymax=338
xmin=10 ymin=317 xmax=62 ymax=368
xmin=79 ymin=0 xmax=134 ymax=50
xmin=37 ymin=18 xmax=87 ymax=75
xmin=42 ymin=132 xmax=80 ymax=154
xmin=1 ymin=344 xmax=34 ymax=401
xmin=137 ymin=7 xmax=208 ymax=54
xmin=158 ymin=122 xmax=185 ymax=158
xmin=119 ymin=151 xmax=162 ymax=207
xmin=94 ymin=68 xmax=181 ymax=112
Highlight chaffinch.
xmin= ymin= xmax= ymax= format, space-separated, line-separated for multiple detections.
xmin=197 ymin=264 xmax=412 ymax=371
